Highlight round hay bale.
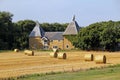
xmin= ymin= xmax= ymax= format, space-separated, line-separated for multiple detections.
xmin=58 ymin=53 xmax=67 ymax=59
xmin=53 ymin=48 xmax=58 ymax=53
xmin=14 ymin=49 xmax=19 ymax=52
xmin=50 ymin=52 xmax=57 ymax=58
xmin=24 ymin=50 xmax=29 ymax=55
xmin=24 ymin=50 xmax=34 ymax=56
xmin=95 ymin=55 xmax=106 ymax=64
xmin=84 ymin=54 xmax=94 ymax=61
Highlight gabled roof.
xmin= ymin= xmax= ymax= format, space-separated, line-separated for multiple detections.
xmin=29 ymin=21 xmax=45 ymax=37
xmin=45 ymin=32 xmax=63 ymax=40
xmin=63 ymin=16 xmax=80 ymax=35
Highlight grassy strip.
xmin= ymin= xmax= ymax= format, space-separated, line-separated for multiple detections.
xmin=0 ymin=50 xmax=13 ymax=53
xmin=2 ymin=64 xmax=120 ymax=80
xmin=19 ymin=64 xmax=120 ymax=80
xmin=33 ymin=49 xmax=81 ymax=52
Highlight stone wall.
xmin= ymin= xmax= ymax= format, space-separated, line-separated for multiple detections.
xmin=49 ymin=40 xmax=64 ymax=50
xmin=29 ymin=37 xmax=43 ymax=49
xmin=63 ymin=37 xmax=74 ymax=49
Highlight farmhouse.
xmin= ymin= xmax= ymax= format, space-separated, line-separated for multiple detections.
xmin=29 ymin=16 xmax=80 ymax=50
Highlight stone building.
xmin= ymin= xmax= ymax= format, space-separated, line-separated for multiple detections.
xmin=29 ymin=16 xmax=80 ymax=50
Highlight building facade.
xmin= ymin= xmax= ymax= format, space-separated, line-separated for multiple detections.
xmin=29 ymin=16 xmax=80 ymax=50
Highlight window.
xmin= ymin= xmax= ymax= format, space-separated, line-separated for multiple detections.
xmin=66 ymin=45 xmax=69 ymax=48
xmin=50 ymin=40 xmax=53 ymax=42
xmin=44 ymin=40 xmax=48 ymax=44
xmin=58 ymin=40 xmax=61 ymax=42
xmin=53 ymin=46 xmax=58 ymax=49
xmin=43 ymin=46 xmax=49 ymax=49
xmin=44 ymin=40 xmax=47 ymax=42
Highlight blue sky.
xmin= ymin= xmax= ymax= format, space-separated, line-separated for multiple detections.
xmin=0 ymin=0 xmax=120 ymax=26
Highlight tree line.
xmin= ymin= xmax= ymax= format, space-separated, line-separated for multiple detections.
xmin=1 ymin=11 xmax=120 ymax=51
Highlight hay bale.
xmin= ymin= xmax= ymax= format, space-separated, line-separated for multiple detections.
xmin=27 ymin=51 xmax=34 ymax=56
xmin=50 ymin=52 xmax=57 ymax=58
xmin=95 ymin=55 xmax=106 ymax=64
xmin=24 ymin=50 xmax=34 ymax=56
xmin=58 ymin=53 xmax=67 ymax=59
xmin=24 ymin=50 xmax=29 ymax=55
xmin=84 ymin=54 xmax=94 ymax=61
xmin=14 ymin=49 xmax=19 ymax=52
xmin=53 ymin=48 xmax=58 ymax=53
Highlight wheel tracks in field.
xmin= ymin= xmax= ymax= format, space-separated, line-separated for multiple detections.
xmin=0 ymin=57 xmax=51 ymax=66
xmin=0 ymin=62 xmax=96 ymax=72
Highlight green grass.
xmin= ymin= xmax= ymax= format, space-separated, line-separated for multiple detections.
xmin=0 ymin=49 xmax=82 ymax=53
xmin=0 ymin=50 xmax=13 ymax=53
xmin=30 ymin=49 xmax=82 ymax=53
xmin=16 ymin=65 xmax=120 ymax=80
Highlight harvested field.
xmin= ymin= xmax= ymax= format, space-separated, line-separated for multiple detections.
xmin=0 ymin=51 xmax=120 ymax=78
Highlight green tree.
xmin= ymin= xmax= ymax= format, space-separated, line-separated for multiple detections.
xmin=0 ymin=11 xmax=13 ymax=49
xmin=41 ymin=23 xmax=68 ymax=31
xmin=15 ymin=20 xmax=35 ymax=49
xmin=100 ymin=22 xmax=120 ymax=51
xmin=77 ymin=23 xmax=102 ymax=50
xmin=77 ymin=21 xmax=120 ymax=51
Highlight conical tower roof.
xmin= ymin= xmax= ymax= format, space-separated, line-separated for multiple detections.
xmin=29 ymin=21 xmax=45 ymax=37
xmin=63 ymin=15 xmax=80 ymax=35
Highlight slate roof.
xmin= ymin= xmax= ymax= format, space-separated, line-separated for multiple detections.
xmin=29 ymin=21 xmax=45 ymax=37
xmin=63 ymin=16 xmax=80 ymax=35
xmin=45 ymin=32 xmax=63 ymax=40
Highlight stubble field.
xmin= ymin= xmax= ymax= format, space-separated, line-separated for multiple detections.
xmin=0 ymin=51 xmax=120 ymax=78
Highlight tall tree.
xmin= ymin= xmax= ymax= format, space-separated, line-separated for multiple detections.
xmin=77 ymin=21 xmax=120 ymax=51
xmin=100 ymin=21 xmax=120 ymax=51
xmin=0 ymin=11 xmax=13 ymax=49
xmin=15 ymin=20 xmax=35 ymax=49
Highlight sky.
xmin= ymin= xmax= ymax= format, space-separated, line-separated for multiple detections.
xmin=0 ymin=0 xmax=120 ymax=26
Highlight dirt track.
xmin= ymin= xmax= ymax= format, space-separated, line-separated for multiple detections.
xmin=0 ymin=51 xmax=120 ymax=78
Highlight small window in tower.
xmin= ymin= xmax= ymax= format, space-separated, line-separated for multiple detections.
xmin=58 ymin=40 xmax=61 ymax=42
xmin=66 ymin=45 xmax=69 ymax=48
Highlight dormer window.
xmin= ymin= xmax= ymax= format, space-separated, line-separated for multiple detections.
xmin=44 ymin=40 xmax=47 ymax=42
xmin=42 ymin=37 xmax=49 ymax=45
